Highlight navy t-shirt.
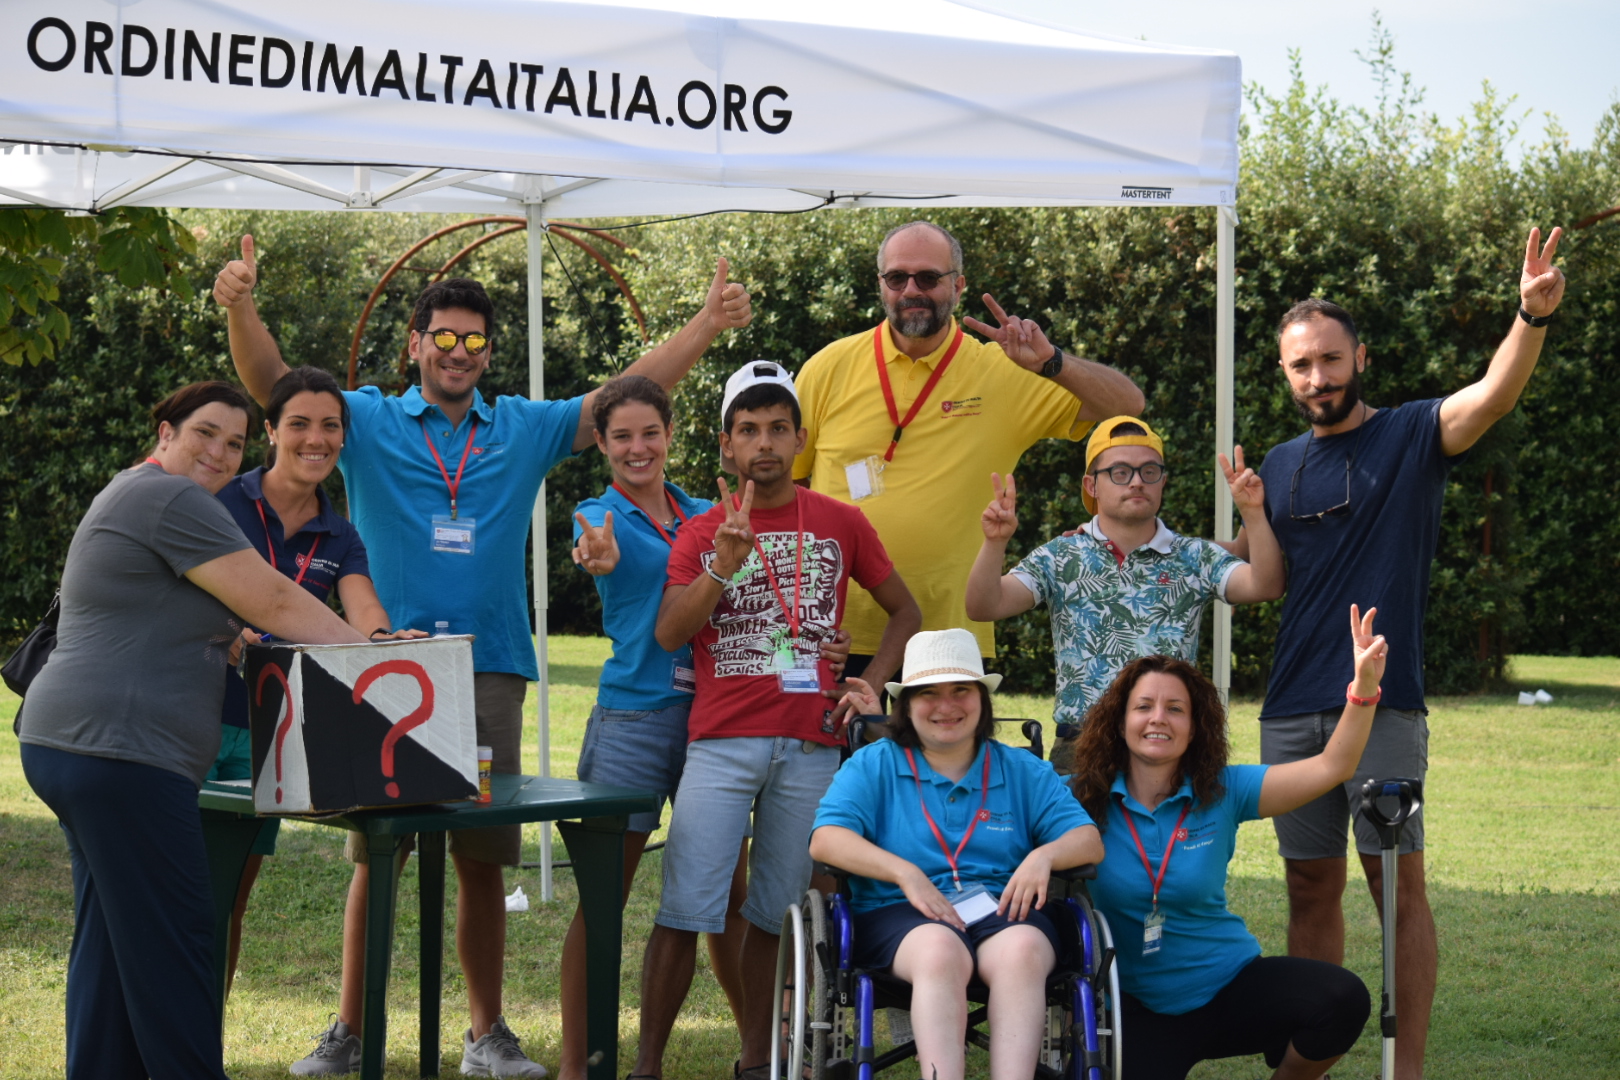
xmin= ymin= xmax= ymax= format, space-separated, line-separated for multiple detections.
xmin=1257 ymin=398 xmax=1462 ymax=719
xmin=215 ymin=467 xmax=373 ymax=727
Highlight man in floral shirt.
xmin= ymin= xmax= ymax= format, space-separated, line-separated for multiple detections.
xmin=965 ymin=416 xmax=1285 ymax=770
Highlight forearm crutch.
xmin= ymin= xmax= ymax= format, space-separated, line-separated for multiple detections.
xmin=1357 ymin=776 xmax=1423 ymax=1080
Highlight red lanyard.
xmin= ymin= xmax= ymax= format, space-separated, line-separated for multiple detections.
xmin=420 ymin=418 xmax=478 ymax=520
xmin=254 ymin=499 xmax=318 ymax=587
xmin=904 ymin=744 xmax=993 ymax=893
xmin=732 ymin=489 xmax=805 ymax=640
xmin=611 ymin=482 xmax=687 ymax=547
xmin=873 ymin=322 xmax=964 ymax=462
xmin=1123 ymin=801 xmax=1193 ymax=910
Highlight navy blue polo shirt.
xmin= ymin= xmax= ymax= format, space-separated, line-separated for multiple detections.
xmin=216 ymin=466 xmax=372 ymax=727
xmin=574 ymin=481 xmax=712 ymax=711
xmin=339 ymin=385 xmax=582 ymax=681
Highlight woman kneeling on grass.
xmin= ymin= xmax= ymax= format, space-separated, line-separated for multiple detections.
xmin=810 ymin=628 xmax=1104 ymax=1080
xmin=1071 ymin=605 xmax=1385 ymax=1080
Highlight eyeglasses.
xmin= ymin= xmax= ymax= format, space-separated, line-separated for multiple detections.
xmin=1093 ymin=462 xmax=1167 ymax=486
xmin=1289 ymin=409 xmax=1366 ymax=523
xmin=428 ymin=328 xmax=491 ymax=355
xmin=878 ymin=269 xmax=958 ymax=292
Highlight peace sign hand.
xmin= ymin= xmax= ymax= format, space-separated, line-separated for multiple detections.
xmin=1349 ymin=604 xmax=1388 ymax=699
xmin=1219 ymin=445 xmax=1265 ymax=513
xmin=981 ymin=472 xmax=1019 ymax=543
xmin=571 ymin=511 xmax=620 ymax=576
xmin=1520 ymin=227 xmax=1566 ymax=318
xmin=962 ymin=293 xmax=1056 ymax=370
xmin=712 ymin=477 xmax=755 ymax=577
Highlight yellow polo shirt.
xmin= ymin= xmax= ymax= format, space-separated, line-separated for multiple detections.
xmin=794 ymin=319 xmax=1091 ymax=656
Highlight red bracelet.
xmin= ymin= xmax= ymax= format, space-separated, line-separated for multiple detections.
xmin=1346 ymin=682 xmax=1381 ymax=707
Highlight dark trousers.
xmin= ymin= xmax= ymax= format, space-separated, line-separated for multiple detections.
xmin=21 ymin=743 xmax=229 ymax=1080
xmin=1121 ymin=955 xmax=1370 ymax=1080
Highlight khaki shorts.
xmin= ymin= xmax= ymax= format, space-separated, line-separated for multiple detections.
xmin=346 ymin=671 xmax=527 ymax=867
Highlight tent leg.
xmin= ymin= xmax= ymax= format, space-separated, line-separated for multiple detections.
xmin=1213 ymin=205 xmax=1237 ymax=707
xmin=527 ymin=200 xmax=555 ymax=903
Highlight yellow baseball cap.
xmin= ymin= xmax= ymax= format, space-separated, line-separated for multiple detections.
xmin=1082 ymin=416 xmax=1165 ymax=515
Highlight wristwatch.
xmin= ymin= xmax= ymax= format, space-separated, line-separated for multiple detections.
xmin=1518 ymin=306 xmax=1552 ymax=328
xmin=1037 ymin=346 xmax=1065 ymax=378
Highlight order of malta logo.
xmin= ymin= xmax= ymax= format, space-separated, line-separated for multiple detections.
xmin=941 ymin=396 xmax=983 ymax=418
xmin=1174 ymin=826 xmax=1190 ymax=842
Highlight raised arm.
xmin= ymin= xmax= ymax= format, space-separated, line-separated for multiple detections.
xmin=965 ymin=472 xmax=1039 ymax=621
xmin=1257 ymin=605 xmax=1388 ymax=818
xmin=572 ymin=258 xmax=752 ymax=451
xmin=1217 ymin=447 xmax=1285 ymax=604
xmin=962 ymin=293 xmax=1144 ymax=420
xmin=809 ymin=824 xmax=966 ymax=930
xmin=654 ymin=478 xmax=754 ymax=651
xmin=212 ymin=235 xmax=292 ymax=406
xmin=188 ymin=549 xmax=367 ymax=645
xmin=1438 ymin=227 xmax=1567 ymax=456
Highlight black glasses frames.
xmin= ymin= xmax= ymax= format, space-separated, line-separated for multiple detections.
xmin=1289 ymin=404 xmax=1368 ymax=523
xmin=878 ymin=270 xmax=959 ymax=292
xmin=1093 ymin=462 xmax=1168 ymax=486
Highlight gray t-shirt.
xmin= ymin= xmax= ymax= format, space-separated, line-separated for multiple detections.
xmin=20 ymin=463 xmax=253 ymax=785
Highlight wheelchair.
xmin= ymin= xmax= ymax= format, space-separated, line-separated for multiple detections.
xmin=774 ymin=719 xmax=1123 ymax=1080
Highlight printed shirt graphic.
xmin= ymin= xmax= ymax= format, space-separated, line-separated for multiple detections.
xmin=666 ymin=488 xmax=894 ymax=745
xmin=1011 ymin=518 xmax=1239 ymax=726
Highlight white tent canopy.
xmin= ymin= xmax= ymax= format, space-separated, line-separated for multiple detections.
xmin=0 ymin=0 xmax=1242 ymax=888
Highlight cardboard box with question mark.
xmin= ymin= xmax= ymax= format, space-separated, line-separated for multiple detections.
xmin=245 ymin=636 xmax=479 ymax=814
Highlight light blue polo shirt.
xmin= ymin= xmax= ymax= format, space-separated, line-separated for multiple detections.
xmin=813 ymin=737 xmax=1094 ymax=913
xmin=574 ymin=481 xmax=712 ymax=711
xmin=1089 ymin=764 xmax=1268 ymax=1015
xmin=339 ymin=384 xmax=582 ymax=681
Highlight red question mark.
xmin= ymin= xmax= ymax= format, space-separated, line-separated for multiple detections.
xmin=352 ymin=660 xmax=435 ymax=799
xmin=255 ymin=663 xmax=293 ymax=805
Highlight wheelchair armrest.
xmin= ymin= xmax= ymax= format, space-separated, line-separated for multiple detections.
xmin=1053 ymin=863 xmax=1098 ymax=881
xmin=813 ymin=862 xmax=855 ymax=894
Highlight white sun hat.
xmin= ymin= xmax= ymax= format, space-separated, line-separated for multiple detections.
xmin=721 ymin=360 xmax=798 ymax=423
xmin=884 ymin=628 xmax=1003 ymax=699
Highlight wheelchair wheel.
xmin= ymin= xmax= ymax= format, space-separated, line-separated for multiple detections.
xmin=1085 ymin=898 xmax=1124 ymax=1080
xmin=772 ymin=889 xmax=834 ymax=1080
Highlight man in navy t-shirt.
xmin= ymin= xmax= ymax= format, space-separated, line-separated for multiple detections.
xmin=1235 ymin=227 xmax=1566 ymax=1078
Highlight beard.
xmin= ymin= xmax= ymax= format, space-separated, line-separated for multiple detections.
xmin=884 ymin=290 xmax=956 ymax=340
xmin=1292 ymin=368 xmax=1363 ymax=427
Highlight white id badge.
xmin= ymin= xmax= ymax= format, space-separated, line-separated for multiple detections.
xmin=843 ymin=456 xmax=886 ymax=501
xmin=778 ymin=666 xmax=821 ymax=694
xmin=431 ymin=516 xmax=476 ymax=555
xmin=1142 ymin=907 xmax=1166 ymax=955
xmin=951 ymin=884 xmax=999 ymax=926
xmin=671 ymin=665 xmax=697 ymax=694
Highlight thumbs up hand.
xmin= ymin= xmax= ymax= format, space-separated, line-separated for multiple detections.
xmin=213 ymin=234 xmax=259 ymax=309
xmin=703 ymin=256 xmax=753 ymax=334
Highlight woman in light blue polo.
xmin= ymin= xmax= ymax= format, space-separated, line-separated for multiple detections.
xmin=811 ymin=629 xmax=1105 ymax=1080
xmin=1068 ymin=606 xmax=1386 ymax=1080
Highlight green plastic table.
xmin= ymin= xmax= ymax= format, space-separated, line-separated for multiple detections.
xmin=199 ymin=774 xmax=657 ymax=1080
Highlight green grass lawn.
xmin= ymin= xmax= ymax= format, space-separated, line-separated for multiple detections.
xmin=2 ymin=645 xmax=1617 ymax=1079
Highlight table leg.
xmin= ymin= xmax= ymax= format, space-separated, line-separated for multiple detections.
xmin=361 ymin=832 xmax=402 ymax=1080
xmin=419 ymin=830 xmax=446 ymax=1078
xmin=557 ymin=817 xmax=628 ymax=1080
xmin=199 ymin=810 xmax=268 ymax=1022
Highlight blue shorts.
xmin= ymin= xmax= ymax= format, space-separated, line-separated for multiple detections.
xmin=657 ymin=736 xmax=840 ymax=934
xmin=852 ymin=901 xmax=1063 ymax=974
xmin=208 ymin=726 xmax=279 ymax=856
xmin=577 ymin=701 xmax=691 ymax=833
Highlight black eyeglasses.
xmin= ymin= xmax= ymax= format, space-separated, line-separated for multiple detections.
xmin=1289 ymin=410 xmax=1366 ymax=523
xmin=878 ymin=269 xmax=958 ymax=292
xmin=1093 ymin=462 xmax=1167 ymax=486
xmin=428 ymin=328 xmax=491 ymax=355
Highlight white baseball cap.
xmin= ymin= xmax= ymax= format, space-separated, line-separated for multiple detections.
xmin=721 ymin=361 xmax=798 ymax=425
xmin=884 ymin=628 xmax=1003 ymax=699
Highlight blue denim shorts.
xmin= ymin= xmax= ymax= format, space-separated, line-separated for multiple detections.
xmin=657 ymin=736 xmax=840 ymax=934
xmin=577 ymin=701 xmax=691 ymax=833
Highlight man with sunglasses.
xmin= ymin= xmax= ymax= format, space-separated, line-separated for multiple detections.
xmin=965 ymin=416 xmax=1283 ymax=771
xmin=214 ymin=234 xmax=752 ymax=1076
xmin=1235 ymin=228 xmax=1566 ymax=1080
xmin=793 ymin=221 xmax=1144 ymax=678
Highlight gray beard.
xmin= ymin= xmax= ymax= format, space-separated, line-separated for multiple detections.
xmin=886 ymin=295 xmax=954 ymax=340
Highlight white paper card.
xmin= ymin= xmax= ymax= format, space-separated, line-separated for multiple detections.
xmin=951 ymin=885 xmax=999 ymax=926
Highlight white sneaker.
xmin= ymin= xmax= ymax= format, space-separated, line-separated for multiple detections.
xmin=290 ymin=1016 xmax=362 ymax=1076
xmin=460 ymin=1016 xmax=548 ymax=1077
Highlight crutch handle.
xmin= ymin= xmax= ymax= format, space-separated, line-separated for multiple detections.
xmin=1358 ymin=776 xmax=1423 ymax=849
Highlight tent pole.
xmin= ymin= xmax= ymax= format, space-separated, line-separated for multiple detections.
xmin=526 ymin=199 xmax=555 ymax=902
xmin=1213 ymin=205 xmax=1237 ymax=706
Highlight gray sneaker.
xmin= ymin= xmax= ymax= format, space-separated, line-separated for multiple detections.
xmin=290 ymin=1016 xmax=362 ymax=1076
xmin=460 ymin=1016 xmax=548 ymax=1077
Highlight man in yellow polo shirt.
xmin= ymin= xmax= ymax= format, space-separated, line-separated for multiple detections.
xmin=793 ymin=220 xmax=1145 ymax=672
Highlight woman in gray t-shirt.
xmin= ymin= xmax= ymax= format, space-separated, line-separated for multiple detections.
xmin=19 ymin=381 xmax=368 ymax=1080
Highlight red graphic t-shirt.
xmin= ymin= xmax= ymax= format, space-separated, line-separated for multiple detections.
xmin=666 ymin=487 xmax=895 ymax=745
